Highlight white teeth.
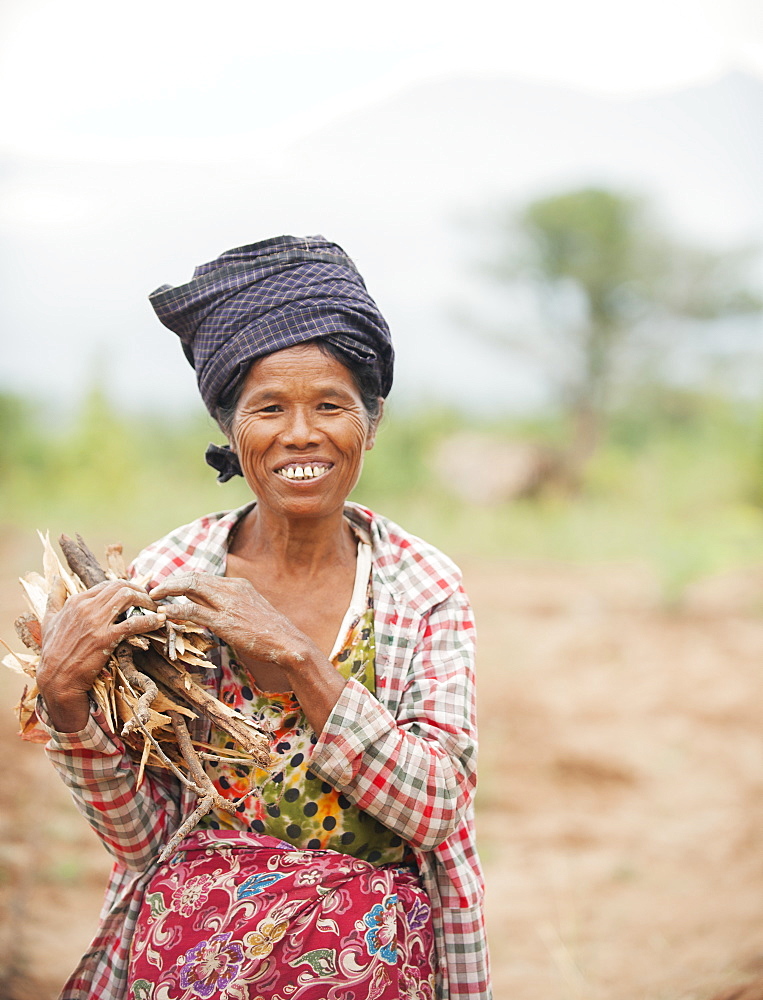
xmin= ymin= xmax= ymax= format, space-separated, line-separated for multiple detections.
xmin=278 ymin=464 xmax=328 ymax=479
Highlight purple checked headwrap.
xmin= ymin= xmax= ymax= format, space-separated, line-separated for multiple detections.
xmin=149 ymin=235 xmax=394 ymax=482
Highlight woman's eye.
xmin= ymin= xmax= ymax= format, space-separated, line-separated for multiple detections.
xmin=317 ymin=402 xmax=341 ymax=411
xmin=259 ymin=404 xmax=283 ymax=413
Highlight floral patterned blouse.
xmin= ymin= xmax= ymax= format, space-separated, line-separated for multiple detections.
xmin=199 ymin=539 xmax=407 ymax=866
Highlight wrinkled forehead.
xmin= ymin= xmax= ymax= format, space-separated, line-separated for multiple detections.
xmin=239 ymin=343 xmax=359 ymax=394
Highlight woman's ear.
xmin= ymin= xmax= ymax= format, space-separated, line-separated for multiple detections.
xmin=365 ymin=398 xmax=385 ymax=451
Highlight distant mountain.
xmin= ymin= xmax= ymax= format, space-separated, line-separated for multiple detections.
xmin=288 ymin=70 xmax=763 ymax=238
xmin=1 ymin=72 xmax=761 ymax=413
xmin=283 ymin=70 xmax=763 ymax=406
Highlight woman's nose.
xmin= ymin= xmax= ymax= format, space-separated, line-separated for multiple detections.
xmin=281 ymin=408 xmax=321 ymax=447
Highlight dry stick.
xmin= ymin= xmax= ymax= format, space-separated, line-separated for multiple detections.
xmin=58 ymin=533 xmax=271 ymax=859
xmin=157 ymin=796 xmax=215 ymax=866
xmin=124 ymin=702 xmax=204 ymax=797
xmin=58 ymin=534 xmax=108 ymax=587
xmin=115 ymin=643 xmax=158 ymax=737
xmin=170 ymin=706 xmax=257 ymax=816
xmin=166 ymin=622 xmax=178 ymax=661
xmin=198 ymin=752 xmax=257 ymax=764
xmin=156 ymin=711 xmax=244 ymax=865
xmin=58 ymin=533 xmax=271 ymax=765
xmin=133 ymin=647 xmax=272 ymax=767
xmin=170 ymin=710 xmax=237 ymax=815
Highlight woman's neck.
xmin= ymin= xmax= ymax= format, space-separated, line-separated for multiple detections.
xmin=229 ymin=503 xmax=356 ymax=576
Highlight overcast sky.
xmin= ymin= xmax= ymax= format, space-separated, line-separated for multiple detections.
xmin=1 ymin=0 xmax=761 ymax=415
xmin=1 ymin=0 xmax=762 ymax=160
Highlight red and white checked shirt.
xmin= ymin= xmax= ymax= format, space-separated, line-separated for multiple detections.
xmin=41 ymin=502 xmax=491 ymax=999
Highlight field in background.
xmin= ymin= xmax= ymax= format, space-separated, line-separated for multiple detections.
xmin=3 ymin=391 xmax=763 ymax=997
xmin=5 ymin=388 xmax=763 ymax=588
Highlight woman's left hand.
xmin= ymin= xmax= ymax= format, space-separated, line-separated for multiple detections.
xmin=149 ymin=573 xmax=313 ymax=669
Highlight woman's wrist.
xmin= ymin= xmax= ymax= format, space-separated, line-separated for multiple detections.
xmin=278 ymin=636 xmax=324 ymax=675
xmin=278 ymin=641 xmax=348 ymax=735
xmin=39 ymin=685 xmax=91 ymax=734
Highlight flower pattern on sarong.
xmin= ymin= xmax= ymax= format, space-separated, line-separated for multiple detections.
xmin=172 ymin=874 xmax=214 ymax=917
xmin=128 ymin=831 xmax=435 ymax=1000
xmin=244 ymin=916 xmax=289 ymax=959
xmin=236 ymin=871 xmax=288 ymax=899
xmin=177 ymin=931 xmax=244 ymax=998
xmin=363 ymin=893 xmax=399 ymax=965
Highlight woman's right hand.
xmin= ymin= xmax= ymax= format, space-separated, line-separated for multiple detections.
xmin=37 ymin=577 xmax=166 ymax=733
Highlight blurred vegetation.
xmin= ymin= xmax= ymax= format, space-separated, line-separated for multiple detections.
xmin=471 ymin=187 xmax=762 ymax=479
xmin=2 ymin=186 xmax=761 ymax=605
xmin=2 ymin=381 xmax=763 ymax=605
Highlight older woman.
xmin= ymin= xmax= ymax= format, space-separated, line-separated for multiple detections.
xmin=37 ymin=236 xmax=490 ymax=1000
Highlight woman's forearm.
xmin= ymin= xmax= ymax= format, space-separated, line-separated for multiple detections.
xmin=38 ymin=683 xmax=91 ymax=734
xmin=280 ymin=642 xmax=349 ymax=735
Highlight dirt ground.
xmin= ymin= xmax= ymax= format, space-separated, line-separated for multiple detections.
xmin=3 ymin=530 xmax=763 ymax=999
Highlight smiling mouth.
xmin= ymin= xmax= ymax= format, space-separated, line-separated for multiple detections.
xmin=274 ymin=463 xmax=332 ymax=481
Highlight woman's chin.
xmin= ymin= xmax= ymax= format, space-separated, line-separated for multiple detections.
xmin=253 ymin=492 xmax=348 ymax=523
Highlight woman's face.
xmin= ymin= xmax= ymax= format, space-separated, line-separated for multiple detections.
xmin=228 ymin=343 xmax=379 ymax=522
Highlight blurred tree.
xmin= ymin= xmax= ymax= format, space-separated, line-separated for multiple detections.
xmin=475 ymin=187 xmax=762 ymax=480
xmin=0 ymin=392 xmax=47 ymax=483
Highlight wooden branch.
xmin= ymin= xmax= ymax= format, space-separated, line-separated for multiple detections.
xmin=170 ymin=711 xmax=237 ymax=816
xmin=56 ymin=536 xmax=271 ymax=768
xmin=124 ymin=702 xmax=204 ymax=796
xmin=115 ymin=643 xmax=158 ymax=737
xmin=157 ymin=795 xmax=215 ymax=865
xmin=133 ymin=647 xmax=271 ymax=769
xmin=58 ymin=534 xmax=108 ymax=588
xmin=154 ymin=711 xmax=243 ymax=865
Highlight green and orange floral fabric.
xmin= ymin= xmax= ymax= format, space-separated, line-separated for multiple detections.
xmin=199 ymin=578 xmax=407 ymax=866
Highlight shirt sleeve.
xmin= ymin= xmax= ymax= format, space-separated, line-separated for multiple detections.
xmin=38 ymin=695 xmax=183 ymax=872
xmin=309 ymin=585 xmax=478 ymax=852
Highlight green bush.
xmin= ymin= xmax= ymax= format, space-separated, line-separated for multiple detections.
xmin=3 ymin=387 xmax=763 ymax=603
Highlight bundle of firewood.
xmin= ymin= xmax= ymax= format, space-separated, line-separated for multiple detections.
xmin=3 ymin=532 xmax=272 ymax=861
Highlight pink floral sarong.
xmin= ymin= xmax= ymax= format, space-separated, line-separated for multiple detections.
xmin=128 ymin=830 xmax=435 ymax=1000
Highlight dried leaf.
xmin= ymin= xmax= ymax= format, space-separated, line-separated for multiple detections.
xmin=145 ymin=630 xmax=212 ymax=665
xmin=115 ymin=688 xmax=172 ymax=736
xmin=1 ymin=637 xmax=37 ymax=675
xmin=150 ymin=689 xmax=196 ymax=719
xmin=19 ymin=574 xmax=49 ymax=619
xmin=38 ymin=529 xmax=80 ymax=595
xmin=176 ymin=621 xmax=207 ymax=635
xmin=126 ymin=633 xmax=151 ymax=650
xmin=177 ymin=651 xmax=216 ymax=669
xmin=15 ymin=683 xmax=49 ymax=744
xmin=136 ymin=736 xmax=152 ymax=787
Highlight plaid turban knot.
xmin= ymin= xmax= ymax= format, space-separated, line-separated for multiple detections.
xmin=149 ymin=235 xmax=395 ymax=482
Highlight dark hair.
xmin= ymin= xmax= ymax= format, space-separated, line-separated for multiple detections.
xmin=215 ymin=338 xmax=383 ymax=434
